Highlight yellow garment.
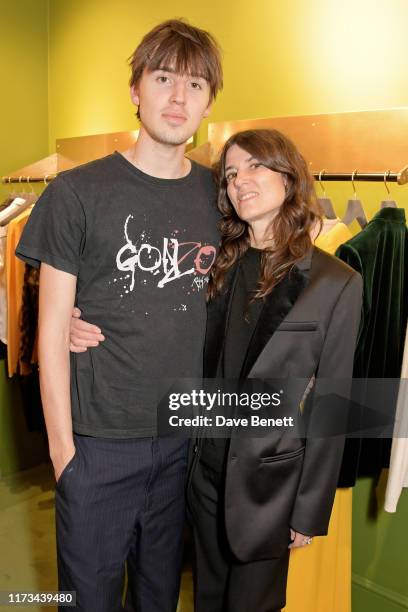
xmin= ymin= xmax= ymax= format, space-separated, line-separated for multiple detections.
xmin=284 ymin=488 xmax=352 ymax=612
xmin=320 ymin=217 xmax=342 ymax=236
xmin=285 ymin=228 xmax=353 ymax=612
xmin=6 ymin=207 xmax=33 ymax=377
xmin=315 ymin=222 xmax=353 ymax=255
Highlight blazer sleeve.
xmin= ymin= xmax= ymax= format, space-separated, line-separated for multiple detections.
xmin=289 ymin=270 xmax=363 ymax=536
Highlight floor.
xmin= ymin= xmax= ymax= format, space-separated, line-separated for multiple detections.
xmin=0 ymin=464 xmax=194 ymax=612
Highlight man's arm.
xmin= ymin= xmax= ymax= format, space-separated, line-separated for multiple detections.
xmin=39 ymin=263 xmax=78 ymax=481
xmin=70 ymin=307 xmax=105 ymax=353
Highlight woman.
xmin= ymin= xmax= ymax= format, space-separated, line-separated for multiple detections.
xmin=187 ymin=129 xmax=362 ymax=612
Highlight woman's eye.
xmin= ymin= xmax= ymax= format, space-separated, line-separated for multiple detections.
xmin=190 ymin=81 xmax=202 ymax=89
xmin=226 ymin=173 xmax=236 ymax=182
xmin=250 ymin=162 xmax=261 ymax=169
xmin=157 ymin=76 xmax=170 ymax=84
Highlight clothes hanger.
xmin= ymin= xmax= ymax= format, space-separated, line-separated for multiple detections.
xmin=25 ymin=177 xmax=38 ymax=206
xmin=380 ymin=171 xmax=397 ymax=209
xmin=317 ymin=170 xmax=337 ymax=219
xmin=19 ymin=176 xmax=26 ymax=199
xmin=8 ymin=176 xmax=25 ymax=203
xmin=0 ymin=177 xmax=15 ymax=210
xmin=342 ymin=170 xmax=368 ymax=229
xmin=8 ymin=176 xmax=18 ymax=200
xmin=0 ymin=177 xmax=34 ymax=226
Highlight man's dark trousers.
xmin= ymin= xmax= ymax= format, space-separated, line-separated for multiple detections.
xmin=55 ymin=434 xmax=188 ymax=611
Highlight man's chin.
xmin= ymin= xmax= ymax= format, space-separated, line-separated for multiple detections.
xmin=148 ymin=126 xmax=193 ymax=147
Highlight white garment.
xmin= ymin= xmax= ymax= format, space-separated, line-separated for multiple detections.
xmin=0 ymin=225 xmax=7 ymax=343
xmin=384 ymin=322 xmax=408 ymax=512
xmin=0 ymin=197 xmax=30 ymax=227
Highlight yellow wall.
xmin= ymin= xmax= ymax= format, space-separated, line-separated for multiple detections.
xmin=0 ymin=0 xmax=49 ymax=198
xmin=0 ymin=0 xmax=49 ymax=476
xmin=47 ymin=0 xmax=408 ymax=139
xmin=47 ymin=0 xmax=408 ymax=219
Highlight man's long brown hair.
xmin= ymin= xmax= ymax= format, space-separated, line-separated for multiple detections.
xmin=128 ymin=19 xmax=223 ymax=102
xmin=208 ymin=129 xmax=322 ymax=301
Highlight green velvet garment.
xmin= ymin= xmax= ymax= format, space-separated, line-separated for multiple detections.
xmin=336 ymin=208 xmax=407 ymax=378
xmin=335 ymin=208 xmax=407 ymax=483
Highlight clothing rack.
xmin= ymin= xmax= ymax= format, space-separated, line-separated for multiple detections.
xmin=1 ymin=175 xmax=57 ymax=184
xmin=2 ymin=168 xmax=408 ymax=185
xmin=312 ymin=168 xmax=408 ymax=185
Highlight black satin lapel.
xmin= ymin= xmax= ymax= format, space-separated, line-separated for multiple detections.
xmin=204 ymin=265 xmax=240 ymax=377
xmin=240 ymin=267 xmax=310 ymax=378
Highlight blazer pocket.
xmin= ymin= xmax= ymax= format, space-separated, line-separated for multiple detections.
xmin=260 ymin=446 xmax=305 ymax=464
xmin=277 ymin=321 xmax=318 ymax=332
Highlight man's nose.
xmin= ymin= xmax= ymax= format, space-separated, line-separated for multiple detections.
xmin=169 ymin=81 xmax=186 ymax=105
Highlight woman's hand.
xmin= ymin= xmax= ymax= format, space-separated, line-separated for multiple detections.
xmin=69 ymin=307 xmax=105 ymax=352
xmin=289 ymin=528 xmax=313 ymax=549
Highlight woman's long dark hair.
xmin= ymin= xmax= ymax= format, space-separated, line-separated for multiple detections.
xmin=207 ymin=129 xmax=322 ymax=301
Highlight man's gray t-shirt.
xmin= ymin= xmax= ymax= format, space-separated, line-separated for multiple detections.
xmin=16 ymin=152 xmax=219 ymax=437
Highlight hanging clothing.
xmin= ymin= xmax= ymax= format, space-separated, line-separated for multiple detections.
xmin=0 ymin=197 xmax=15 ymax=211
xmin=0 ymin=225 xmax=8 ymax=344
xmin=19 ymin=264 xmax=39 ymax=369
xmin=336 ymin=207 xmax=408 ymax=483
xmin=384 ymin=322 xmax=408 ymax=512
xmin=6 ymin=207 xmax=33 ymax=376
xmin=285 ymin=488 xmax=351 ymax=612
xmin=315 ymin=221 xmax=353 ymax=255
xmin=0 ymin=196 xmax=31 ymax=226
xmin=320 ymin=217 xmax=341 ymax=235
xmin=285 ymin=237 xmax=353 ymax=612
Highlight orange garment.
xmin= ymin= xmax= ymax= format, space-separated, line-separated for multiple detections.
xmin=6 ymin=207 xmax=36 ymax=376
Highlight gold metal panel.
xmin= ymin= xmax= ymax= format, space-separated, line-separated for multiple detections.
xmin=57 ymin=130 xmax=195 ymax=168
xmin=185 ymin=142 xmax=212 ymax=167
xmin=4 ymin=153 xmax=77 ymax=180
xmin=207 ymin=108 xmax=408 ymax=175
xmin=3 ymin=130 xmax=197 ymax=182
xmin=4 ymin=110 xmax=407 ymax=182
xmin=56 ymin=131 xmax=140 ymax=166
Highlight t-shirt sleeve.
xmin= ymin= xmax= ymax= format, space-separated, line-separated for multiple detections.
xmin=15 ymin=175 xmax=85 ymax=276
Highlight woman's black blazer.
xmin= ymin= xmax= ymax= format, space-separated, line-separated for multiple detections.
xmin=200 ymin=246 xmax=362 ymax=562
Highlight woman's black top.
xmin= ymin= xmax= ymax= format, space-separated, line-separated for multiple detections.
xmin=200 ymin=247 xmax=264 ymax=472
xmin=223 ymin=247 xmax=264 ymax=378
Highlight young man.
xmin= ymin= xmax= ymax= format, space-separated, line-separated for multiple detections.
xmin=16 ymin=20 xmax=222 ymax=612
